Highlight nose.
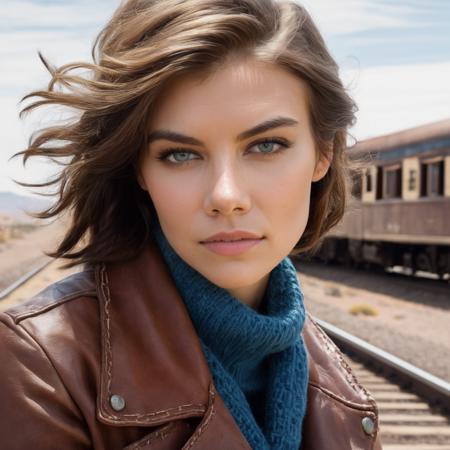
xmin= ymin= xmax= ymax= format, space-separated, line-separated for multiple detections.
xmin=204 ymin=157 xmax=251 ymax=217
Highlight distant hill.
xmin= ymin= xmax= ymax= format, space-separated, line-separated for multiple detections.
xmin=0 ymin=191 xmax=53 ymax=223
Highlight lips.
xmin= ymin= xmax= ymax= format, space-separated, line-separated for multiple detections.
xmin=201 ymin=230 xmax=263 ymax=243
xmin=200 ymin=230 xmax=264 ymax=256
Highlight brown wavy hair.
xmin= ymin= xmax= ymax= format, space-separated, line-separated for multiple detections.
xmin=12 ymin=0 xmax=357 ymax=268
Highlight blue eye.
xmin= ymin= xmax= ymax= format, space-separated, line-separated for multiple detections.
xmin=156 ymin=150 xmax=200 ymax=164
xmin=247 ymin=138 xmax=290 ymax=156
xmin=156 ymin=137 xmax=290 ymax=165
xmin=252 ymin=141 xmax=279 ymax=153
xmin=168 ymin=151 xmax=198 ymax=163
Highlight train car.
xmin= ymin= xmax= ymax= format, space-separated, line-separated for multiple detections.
xmin=319 ymin=119 xmax=450 ymax=279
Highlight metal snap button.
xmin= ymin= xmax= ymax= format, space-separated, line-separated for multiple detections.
xmin=361 ymin=416 xmax=375 ymax=435
xmin=110 ymin=394 xmax=126 ymax=411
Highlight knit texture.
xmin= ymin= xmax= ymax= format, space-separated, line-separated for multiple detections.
xmin=152 ymin=223 xmax=309 ymax=450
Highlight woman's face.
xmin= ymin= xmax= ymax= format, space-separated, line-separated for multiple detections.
xmin=138 ymin=58 xmax=330 ymax=308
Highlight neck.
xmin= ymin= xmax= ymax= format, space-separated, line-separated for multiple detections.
xmin=226 ymin=272 xmax=271 ymax=311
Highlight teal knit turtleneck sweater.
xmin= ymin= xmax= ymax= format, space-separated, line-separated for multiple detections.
xmin=152 ymin=222 xmax=309 ymax=450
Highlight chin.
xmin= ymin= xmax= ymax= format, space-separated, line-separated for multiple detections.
xmin=201 ymin=266 xmax=263 ymax=288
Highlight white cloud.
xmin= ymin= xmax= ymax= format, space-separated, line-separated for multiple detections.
xmin=0 ymin=0 xmax=121 ymax=195
xmin=0 ymin=33 xmax=91 ymax=91
xmin=299 ymin=0 xmax=424 ymax=36
xmin=343 ymin=61 xmax=450 ymax=140
xmin=0 ymin=0 xmax=121 ymax=92
xmin=1 ymin=0 xmax=118 ymax=29
xmin=0 ymin=96 xmax=61 ymax=196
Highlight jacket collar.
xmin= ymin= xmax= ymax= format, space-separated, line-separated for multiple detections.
xmin=94 ymin=239 xmax=213 ymax=427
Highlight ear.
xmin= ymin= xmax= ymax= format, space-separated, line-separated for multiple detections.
xmin=312 ymin=144 xmax=333 ymax=182
xmin=136 ymin=171 xmax=148 ymax=192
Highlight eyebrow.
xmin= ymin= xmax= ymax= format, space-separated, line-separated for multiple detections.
xmin=147 ymin=116 xmax=299 ymax=146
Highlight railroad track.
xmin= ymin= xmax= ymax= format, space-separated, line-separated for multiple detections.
xmin=317 ymin=318 xmax=450 ymax=449
xmin=383 ymin=268 xmax=450 ymax=296
xmin=0 ymin=259 xmax=80 ymax=313
xmin=295 ymin=260 xmax=450 ymax=309
xmin=0 ymin=259 xmax=52 ymax=300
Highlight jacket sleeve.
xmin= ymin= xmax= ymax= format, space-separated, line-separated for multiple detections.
xmin=0 ymin=312 xmax=92 ymax=450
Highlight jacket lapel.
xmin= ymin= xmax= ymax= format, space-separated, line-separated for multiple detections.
xmin=93 ymin=240 xmax=252 ymax=448
xmin=95 ymin=240 xmax=212 ymax=426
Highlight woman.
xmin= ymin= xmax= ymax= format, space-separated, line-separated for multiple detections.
xmin=0 ymin=0 xmax=382 ymax=449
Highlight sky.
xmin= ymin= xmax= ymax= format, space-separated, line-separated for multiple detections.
xmin=1 ymin=0 xmax=449 ymax=196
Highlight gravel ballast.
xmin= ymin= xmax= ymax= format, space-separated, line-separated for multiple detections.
xmin=294 ymin=260 xmax=450 ymax=382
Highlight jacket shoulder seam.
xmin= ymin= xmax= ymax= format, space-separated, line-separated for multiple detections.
xmin=6 ymin=288 xmax=97 ymax=325
xmin=308 ymin=381 xmax=375 ymax=411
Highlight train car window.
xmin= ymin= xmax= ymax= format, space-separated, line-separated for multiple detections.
xmin=420 ymin=163 xmax=427 ymax=196
xmin=420 ymin=160 xmax=444 ymax=197
xmin=408 ymin=169 xmax=417 ymax=191
xmin=352 ymin=174 xmax=362 ymax=199
xmin=430 ymin=160 xmax=444 ymax=195
xmin=384 ymin=166 xmax=402 ymax=198
xmin=365 ymin=169 xmax=373 ymax=192
xmin=376 ymin=167 xmax=383 ymax=199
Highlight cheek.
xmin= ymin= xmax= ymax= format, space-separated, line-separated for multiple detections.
xmin=265 ymin=155 xmax=313 ymax=215
xmin=263 ymin=158 xmax=313 ymax=244
xmin=273 ymin=178 xmax=311 ymax=229
xmin=142 ymin=168 xmax=196 ymax=221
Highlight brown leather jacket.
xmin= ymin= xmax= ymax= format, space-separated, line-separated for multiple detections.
xmin=0 ymin=241 xmax=382 ymax=449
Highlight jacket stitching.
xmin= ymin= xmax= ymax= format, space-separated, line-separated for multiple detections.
xmin=308 ymin=381 xmax=376 ymax=412
xmin=309 ymin=315 xmax=376 ymax=403
xmin=126 ymin=422 xmax=175 ymax=449
xmin=103 ymin=405 xmax=206 ymax=420
xmin=99 ymin=264 xmax=114 ymax=412
xmin=98 ymin=264 xmax=205 ymax=422
xmin=307 ymin=316 xmax=380 ymax=437
xmin=183 ymin=383 xmax=216 ymax=449
xmin=308 ymin=383 xmax=379 ymax=440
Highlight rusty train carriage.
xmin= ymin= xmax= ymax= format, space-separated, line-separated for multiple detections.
xmin=322 ymin=119 xmax=450 ymax=278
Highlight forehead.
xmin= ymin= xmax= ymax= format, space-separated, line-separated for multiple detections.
xmin=148 ymin=58 xmax=311 ymax=130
